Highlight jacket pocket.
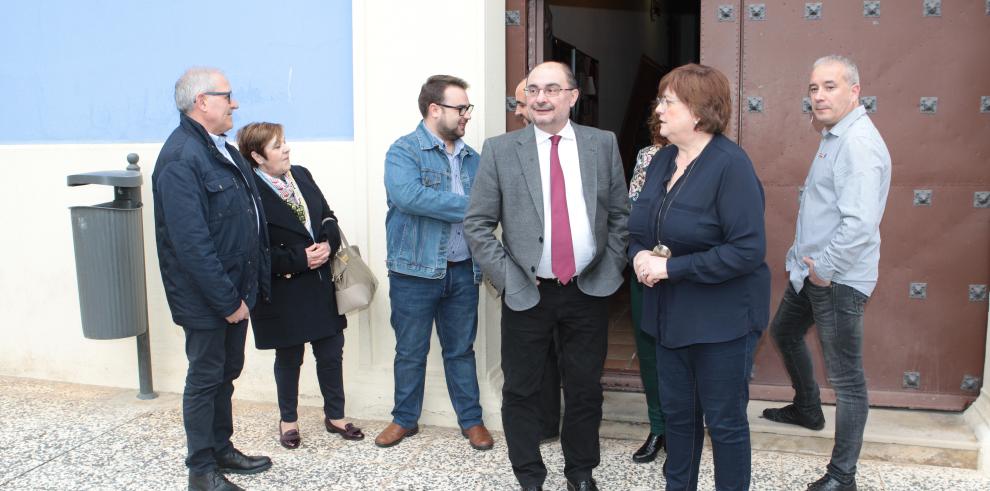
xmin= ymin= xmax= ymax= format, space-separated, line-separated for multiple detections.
xmin=504 ymin=260 xmax=529 ymax=295
xmin=420 ymin=168 xmax=445 ymax=190
xmin=204 ymin=175 xmax=240 ymax=222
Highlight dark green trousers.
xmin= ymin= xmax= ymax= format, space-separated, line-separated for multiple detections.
xmin=630 ymin=273 xmax=666 ymax=435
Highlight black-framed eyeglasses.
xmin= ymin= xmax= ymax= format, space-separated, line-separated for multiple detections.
xmin=436 ymin=103 xmax=475 ymax=116
xmin=202 ymin=91 xmax=232 ymax=102
xmin=524 ymin=85 xmax=576 ymax=97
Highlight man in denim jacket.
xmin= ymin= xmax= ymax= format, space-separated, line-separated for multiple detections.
xmin=376 ymin=75 xmax=493 ymax=451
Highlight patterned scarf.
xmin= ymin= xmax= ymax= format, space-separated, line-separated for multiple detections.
xmin=255 ymin=168 xmax=310 ymax=228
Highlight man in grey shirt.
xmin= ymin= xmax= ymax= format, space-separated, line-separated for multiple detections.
xmin=762 ymin=55 xmax=891 ymax=491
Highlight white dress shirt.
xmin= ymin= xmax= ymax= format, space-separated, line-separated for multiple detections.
xmin=533 ymin=121 xmax=595 ymax=279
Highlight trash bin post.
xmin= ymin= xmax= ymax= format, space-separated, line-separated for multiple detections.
xmin=126 ymin=154 xmax=157 ymax=401
xmin=135 ymin=329 xmax=156 ymax=400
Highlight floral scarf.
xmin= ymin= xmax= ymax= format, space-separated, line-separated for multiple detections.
xmin=628 ymin=144 xmax=664 ymax=202
xmin=255 ymin=168 xmax=312 ymax=236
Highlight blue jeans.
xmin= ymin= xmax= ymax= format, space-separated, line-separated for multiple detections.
xmin=387 ymin=260 xmax=482 ymax=430
xmin=657 ymin=331 xmax=759 ymax=491
xmin=770 ymin=279 xmax=869 ymax=484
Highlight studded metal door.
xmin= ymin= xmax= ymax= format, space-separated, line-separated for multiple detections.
xmin=702 ymin=1 xmax=990 ymax=410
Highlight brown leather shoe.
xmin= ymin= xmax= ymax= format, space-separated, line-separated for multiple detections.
xmin=460 ymin=424 xmax=494 ymax=450
xmin=374 ymin=422 xmax=419 ymax=448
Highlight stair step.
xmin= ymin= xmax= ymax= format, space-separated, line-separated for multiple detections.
xmin=600 ymin=392 xmax=980 ymax=469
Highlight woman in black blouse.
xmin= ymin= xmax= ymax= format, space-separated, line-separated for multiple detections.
xmin=627 ymin=64 xmax=770 ymax=490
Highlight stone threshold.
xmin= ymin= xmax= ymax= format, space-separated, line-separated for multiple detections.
xmin=601 ymin=392 xmax=981 ymax=470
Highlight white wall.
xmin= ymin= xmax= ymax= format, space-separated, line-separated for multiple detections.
xmin=0 ymin=0 xmax=507 ymax=431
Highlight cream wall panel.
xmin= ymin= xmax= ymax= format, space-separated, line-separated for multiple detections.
xmin=348 ymin=0 xmax=506 ymax=429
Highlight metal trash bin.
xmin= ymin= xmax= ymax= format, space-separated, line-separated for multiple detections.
xmin=67 ymin=153 xmax=156 ymax=399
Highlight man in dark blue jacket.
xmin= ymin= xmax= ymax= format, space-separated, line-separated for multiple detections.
xmin=153 ymin=67 xmax=272 ymax=491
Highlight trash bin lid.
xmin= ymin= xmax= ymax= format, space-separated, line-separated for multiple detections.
xmin=67 ymin=170 xmax=142 ymax=188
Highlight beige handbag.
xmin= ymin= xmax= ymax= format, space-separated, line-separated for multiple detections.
xmin=330 ymin=227 xmax=378 ymax=315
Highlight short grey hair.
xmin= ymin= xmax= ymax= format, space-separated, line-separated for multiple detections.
xmin=813 ymin=55 xmax=860 ymax=86
xmin=174 ymin=67 xmax=223 ymax=113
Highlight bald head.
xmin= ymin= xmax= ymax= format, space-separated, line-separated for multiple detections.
xmin=524 ymin=61 xmax=579 ymax=134
xmin=513 ymin=79 xmax=530 ymax=124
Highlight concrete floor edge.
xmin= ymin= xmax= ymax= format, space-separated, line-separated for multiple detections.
xmin=964 ymin=388 xmax=990 ymax=472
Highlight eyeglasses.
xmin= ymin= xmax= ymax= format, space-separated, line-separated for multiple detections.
xmin=202 ymin=91 xmax=232 ymax=102
xmin=524 ymin=85 xmax=576 ymax=97
xmin=436 ymin=103 xmax=475 ymax=116
xmin=655 ymin=96 xmax=680 ymax=110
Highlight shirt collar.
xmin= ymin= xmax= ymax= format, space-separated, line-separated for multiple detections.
xmin=208 ymin=132 xmax=228 ymax=148
xmin=533 ymin=120 xmax=575 ymax=145
xmin=424 ymin=124 xmax=465 ymax=157
xmin=824 ymin=105 xmax=866 ymax=138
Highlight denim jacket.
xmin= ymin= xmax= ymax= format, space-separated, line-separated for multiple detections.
xmin=384 ymin=121 xmax=482 ymax=283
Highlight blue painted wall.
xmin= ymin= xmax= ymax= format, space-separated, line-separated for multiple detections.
xmin=0 ymin=0 xmax=353 ymax=143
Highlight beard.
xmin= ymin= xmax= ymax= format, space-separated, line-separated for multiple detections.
xmin=437 ymin=119 xmax=465 ymax=142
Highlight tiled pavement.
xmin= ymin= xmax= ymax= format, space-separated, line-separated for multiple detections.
xmin=1 ymin=376 xmax=988 ymax=490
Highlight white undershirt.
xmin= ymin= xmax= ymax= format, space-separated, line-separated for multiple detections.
xmin=533 ymin=121 xmax=595 ymax=278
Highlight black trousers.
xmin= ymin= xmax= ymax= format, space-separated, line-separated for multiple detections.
xmin=182 ymin=321 xmax=248 ymax=474
xmin=274 ymin=332 xmax=346 ymax=422
xmin=501 ymin=282 xmax=608 ymax=487
xmin=540 ymin=337 xmax=562 ymax=439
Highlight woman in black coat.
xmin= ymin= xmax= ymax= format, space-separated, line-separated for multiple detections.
xmin=237 ymin=122 xmax=363 ymax=449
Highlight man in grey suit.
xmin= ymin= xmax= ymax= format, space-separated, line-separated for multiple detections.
xmin=465 ymin=62 xmax=629 ymax=491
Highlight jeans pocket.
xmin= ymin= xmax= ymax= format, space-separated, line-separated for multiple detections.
xmin=835 ymin=284 xmax=868 ymax=316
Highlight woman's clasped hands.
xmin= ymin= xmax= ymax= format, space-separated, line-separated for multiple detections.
xmin=305 ymin=241 xmax=332 ymax=269
xmin=633 ymin=250 xmax=669 ymax=287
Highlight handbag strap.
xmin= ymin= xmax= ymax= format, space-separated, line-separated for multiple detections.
xmin=323 ymin=217 xmax=351 ymax=251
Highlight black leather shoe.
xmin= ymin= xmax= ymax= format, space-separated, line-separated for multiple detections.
xmin=566 ymin=478 xmax=599 ymax=491
xmin=807 ymin=474 xmax=857 ymax=491
xmin=632 ymin=433 xmax=666 ymax=463
xmin=762 ymin=404 xmax=826 ymax=431
xmin=520 ymin=486 xmax=543 ymax=491
xmin=215 ymin=448 xmax=272 ymax=475
xmin=188 ymin=470 xmax=244 ymax=491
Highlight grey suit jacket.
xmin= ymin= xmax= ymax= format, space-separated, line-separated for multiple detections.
xmin=464 ymin=122 xmax=629 ymax=311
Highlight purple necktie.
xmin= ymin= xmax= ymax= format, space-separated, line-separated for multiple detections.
xmin=549 ymin=135 xmax=575 ymax=284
